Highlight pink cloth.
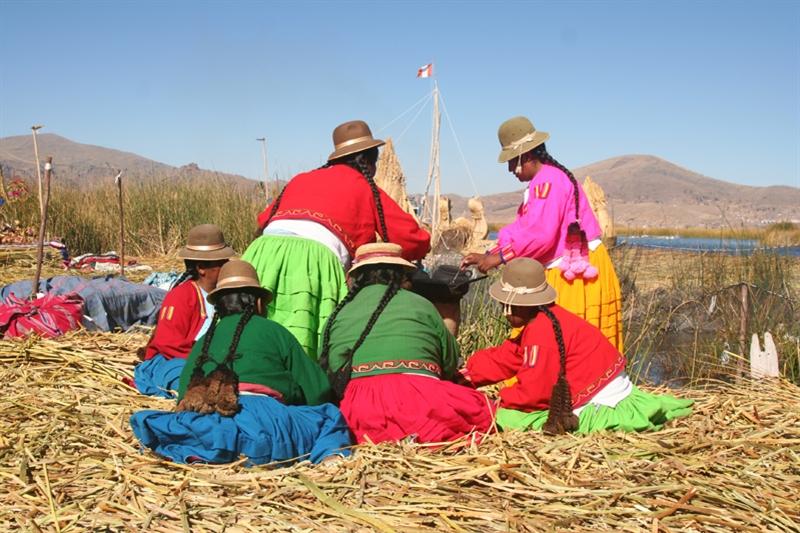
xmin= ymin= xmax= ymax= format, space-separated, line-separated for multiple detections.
xmin=340 ymin=373 xmax=495 ymax=444
xmin=0 ymin=292 xmax=83 ymax=339
xmin=493 ymin=164 xmax=601 ymax=265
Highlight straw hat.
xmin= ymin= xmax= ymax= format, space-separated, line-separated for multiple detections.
xmin=497 ymin=116 xmax=550 ymax=163
xmin=348 ymin=243 xmax=416 ymax=275
xmin=207 ymin=259 xmax=272 ymax=304
xmin=177 ymin=224 xmax=236 ymax=261
xmin=489 ymin=258 xmax=557 ymax=307
xmin=327 ymin=120 xmax=385 ymax=161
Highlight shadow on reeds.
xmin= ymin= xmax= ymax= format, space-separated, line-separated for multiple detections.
xmin=458 ymin=247 xmax=799 ymax=387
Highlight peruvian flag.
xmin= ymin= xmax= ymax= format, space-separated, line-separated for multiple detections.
xmin=417 ymin=63 xmax=433 ymax=78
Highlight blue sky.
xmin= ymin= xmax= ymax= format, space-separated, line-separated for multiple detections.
xmin=1 ymin=0 xmax=798 ymax=194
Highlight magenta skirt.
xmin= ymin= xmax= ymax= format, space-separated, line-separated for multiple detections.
xmin=340 ymin=373 xmax=495 ymax=444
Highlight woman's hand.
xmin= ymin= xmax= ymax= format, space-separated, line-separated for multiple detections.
xmin=461 ymin=253 xmax=503 ymax=274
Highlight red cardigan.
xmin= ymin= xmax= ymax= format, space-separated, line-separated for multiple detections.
xmin=256 ymin=165 xmax=430 ymax=260
xmin=466 ymin=304 xmax=625 ymax=411
xmin=144 ymin=281 xmax=207 ymax=360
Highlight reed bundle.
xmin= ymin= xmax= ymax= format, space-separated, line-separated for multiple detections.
xmin=1 ymin=332 xmax=798 ymax=532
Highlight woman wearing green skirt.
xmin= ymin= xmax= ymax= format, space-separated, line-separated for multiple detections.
xmin=462 ymin=258 xmax=692 ymax=434
xmin=244 ymin=121 xmax=430 ymax=359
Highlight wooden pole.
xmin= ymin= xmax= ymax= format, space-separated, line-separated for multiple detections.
xmin=737 ymin=283 xmax=749 ymax=381
xmin=115 ymin=171 xmax=125 ymax=277
xmin=31 ymin=125 xmax=44 ymax=214
xmin=31 ymin=157 xmax=53 ymax=299
xmin=257 ymin=137 xmax=269 ymax=202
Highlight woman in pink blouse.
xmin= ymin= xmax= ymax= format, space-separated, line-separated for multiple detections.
xmin=462 ymin=116 xmax=623 ymax=351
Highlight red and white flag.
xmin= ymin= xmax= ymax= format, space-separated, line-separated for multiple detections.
xmin=417 ymin=63 xmax=433 ymax=78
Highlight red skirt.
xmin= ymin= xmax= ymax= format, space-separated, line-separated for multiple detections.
xmin=340 ymin=373 xmax=495 ymax=444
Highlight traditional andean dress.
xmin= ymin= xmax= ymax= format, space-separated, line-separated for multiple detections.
xmin=326 ymin=285 xmax=494 ymax=444
xmin=465 ymin=304 xmax=692 ymax=433
xmin=130 ymin=314 xmax=352 ymax=465
xmin=243 ymin=164 xmax=430 ymax=360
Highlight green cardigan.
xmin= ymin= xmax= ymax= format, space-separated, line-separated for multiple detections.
xmin=177 ymin=313 xmax=333 ymax=405
xmin=324 ymin=285 xmax=460 ymax=380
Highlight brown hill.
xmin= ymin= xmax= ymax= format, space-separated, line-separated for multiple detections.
xmin=447 ymin=155 xmax=799 ymax=228
xmin=0 ymin=133 xmax=257 ymax=189
xmin=3 ymin=135 xmax=796 ymax=228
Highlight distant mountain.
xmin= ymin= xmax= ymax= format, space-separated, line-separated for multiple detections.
xmin=2 ymin=134 xmax=797 ymax=228
xmin=0 ymin=133 xmax=257 ymax=188
xmin=447 ymin=155 xmax=799 ymax=228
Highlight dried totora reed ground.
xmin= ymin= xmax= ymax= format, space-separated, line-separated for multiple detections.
xmin=0 ymin=332 xmax=798 ymax=532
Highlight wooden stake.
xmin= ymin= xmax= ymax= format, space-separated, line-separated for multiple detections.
xmin=737 ymin=283 xmax=749 ymax=381
xmin=31 ymin=157 xmax=53 ymax=299
xmin=115 ymin=171 xmax=125 ymax=276
xmin=31 ymin=125 xmax=44 ymax=214
xmin=257 ymin=137 xmax=269 ymax=203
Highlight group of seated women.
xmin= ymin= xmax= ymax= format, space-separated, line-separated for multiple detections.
xmin=128 ymin=118 xmax=692 ymax=466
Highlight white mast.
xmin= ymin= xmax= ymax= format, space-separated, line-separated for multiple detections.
xmin=423 ymin=81 xmax=441 ymax=246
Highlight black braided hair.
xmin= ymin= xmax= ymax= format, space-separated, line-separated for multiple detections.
xmin=538 ymin=305 xmax=579 ymax=434
xmin=219 ymin=305 xmax=255 ymax=371
xmin=330 ymin=147 xmax=389 ymax=242
xmin=186 ymin=292 xmax=258 ymax=383
xmin=318 ymin=276 xmax=366 ymax=373
xmin=185 ymin=309 xmax=220 ymax=384
xmin=172 ymin=260 xmax=200 ymax=289
xmin=319 ymin=264 xmax=406 ymax=399
xmin=259 ymin=185 xmax=288 ymax=233
xmin=260 ymin=147 xmax=389 ymax=244
xmin=530 ymin=143 xmax=580 ymax=222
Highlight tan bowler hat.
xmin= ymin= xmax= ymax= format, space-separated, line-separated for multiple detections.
xmin=328 ymin=120 xmax=385 ymax=162
xmin=489 ymin=258 xmax=557 ymax=307
xmin=348 ymin=242 xmax=416 ymax=275
xmin=207 ymin=259 xmax=272 ymax=304
xmin=497 ymin=116 xmax=550 ymax=163
xmin=177 ymin=224 xmax=236 ymax=261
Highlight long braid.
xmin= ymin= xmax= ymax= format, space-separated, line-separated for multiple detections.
xmin=171 ymin=267 xmax=196 ymax=289
xmin=330 ymin=148 xmax=389 ymax=242
xmin=350 ymin=280 xmax=399 ymax=356
xmin=328 ymin=278 xmax=400 ymax=399
xmin=539 ymin=306 xmax=579 ymax=434
xmin=532 ymin=143 xmax=580 ymax=221
xmin=222 ymin=305 xmax=255 ymax=368
xmin=258 ymin=185 xmax=289 ymax=235
xmin=532 ymin=143 xmax=594 ymax=272
xmin=318 ymin=276 xmax=365 ymax=373
xmin=205 ymin=304 xmax=255 ymax=416
xmin=175 ymin=314 xmax=219 ymax=413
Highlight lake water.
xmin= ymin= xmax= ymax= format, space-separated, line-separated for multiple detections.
xmin=619 ymin=235 xmax=800 ymax=256
xmin=486 ymin=232 xmax=800 ymax=256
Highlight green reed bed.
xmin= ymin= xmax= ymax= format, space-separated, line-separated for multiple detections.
xmin=1 ymin=176 xmax=265 ymax=257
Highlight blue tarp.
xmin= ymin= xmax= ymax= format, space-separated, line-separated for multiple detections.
xmin=0 ymin=275 xmax=166 ymax=332
xmin=130 ymin=395 xmax=352 ymax=465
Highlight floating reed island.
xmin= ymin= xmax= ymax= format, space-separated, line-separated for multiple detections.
xmin=1 ymin=332 xmax=798 ymax=532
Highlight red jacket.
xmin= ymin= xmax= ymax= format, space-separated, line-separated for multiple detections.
xmin=466 ymin=304 xmax=625 ymax=411
xmin=256 ymin=165 xmax=430 ymax=260
xmin=144 ymin=281 xmax=207 ymax=360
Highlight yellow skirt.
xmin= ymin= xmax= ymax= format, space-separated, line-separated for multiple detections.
xmin=545 ymin=243 xmax=624 ymax=352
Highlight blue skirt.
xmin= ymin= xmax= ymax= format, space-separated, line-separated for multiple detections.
xmin=133 ymin=355 xmax=186 ymax=399
xmin=130 ymin=395 xmax=352 ymax=465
